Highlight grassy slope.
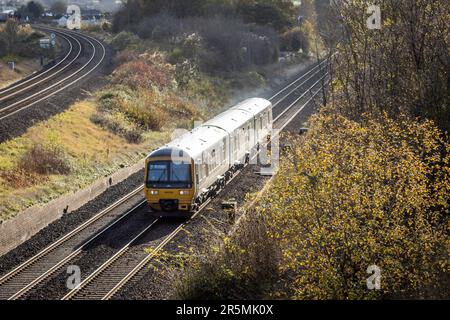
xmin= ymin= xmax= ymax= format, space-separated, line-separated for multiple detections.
xmin=0 ymin=57 xmax=41 ymax=89
xmin=0 ymin=100 xmax=170 ymax=221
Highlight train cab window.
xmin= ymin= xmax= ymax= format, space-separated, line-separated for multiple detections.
xmin=147 ymin=160 xmax=191 ymax=188
xmin=170 ymin=162 xmax=191 ymax=182
xmin=148 ymin=163 xmax=168 ymax=182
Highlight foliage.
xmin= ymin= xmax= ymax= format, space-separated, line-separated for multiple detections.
xmin=0 ymin=20 xmax=52 ymax=58
xmin=175 ymin=211 xmax=280 ymax=299
xmin=50 ymin=1 xmax=67 ymax=17
xmin=111 ymin=51 xmax=176 ymax=91
xmin=176 ymin=110 xmax=449 ymax=300
xmin=259 ymin=111 xmax=449 ymax=299
xmin=130 ymin=13 xmax=280 ymax=73
xmin=109 ymin=31 xmax=140 ymax=52
xmin=18 ymin=142 xmax=71 ymax=175
xmin=330 ymin=0 xmax=449 ymax=131
xmin=18 ymin=1 xmax=44 ymax=20
xmin=111 ymin=0 xmax=305 ymax=71
xmin=113 ymin=0 xmax=295 ymax=32
xmin=236 ymin=0 xmax=296 ymax=31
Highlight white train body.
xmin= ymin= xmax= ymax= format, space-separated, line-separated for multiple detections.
xmin=144 ymin=98 xmax=273 ymax=212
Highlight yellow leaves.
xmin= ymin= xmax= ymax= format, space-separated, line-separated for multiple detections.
xmin=260 ymin=110 xmax=449 ymax=299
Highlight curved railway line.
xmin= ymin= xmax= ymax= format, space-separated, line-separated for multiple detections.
xmin=0 ymin=25 xmax=106 ymax=122
xmin=0 ymin=56 xmax=332 ymax=300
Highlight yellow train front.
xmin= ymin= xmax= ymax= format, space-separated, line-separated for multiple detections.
xmin=144 ymin=97 xmax=273 ymax=215
xmin=144 ymin=148 xmax=196 ymax=212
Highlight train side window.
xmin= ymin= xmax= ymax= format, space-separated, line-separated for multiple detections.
xmin=211 ymin=149 xmax=216 ymax=170
xmin=222 ymin=138 xmax=226 ymax=163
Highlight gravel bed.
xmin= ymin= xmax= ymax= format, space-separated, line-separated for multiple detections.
xmin=0 ymin=58 xmax=315 ymax=300
xmin=23 ymin=204 xmax=160 ymax=300
xmin=0 ymin=40 xmax=113 ymax=143
xmin=0 ymin=169 xmax=144 ymax=277
xmin=113 ymin=164 xmax=271 ymax=300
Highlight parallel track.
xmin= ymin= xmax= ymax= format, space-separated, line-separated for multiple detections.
xmin=0 ymin=26 xmax=106 ymax=121
xmin=0 ymin=187 xmax=144 ymax=300
xmin=0 ymin=57 xmax=331 ymax=300
xmin=63 ymin=58 xmax=332 ymax=300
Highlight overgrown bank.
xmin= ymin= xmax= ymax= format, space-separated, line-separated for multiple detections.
xmin=0 ymin=20 xmax=56 ymax=88
xmin=168 ymin=110 xmax=449 ymax=300
xmin=169 ymin=0 xmax=449 ymax=300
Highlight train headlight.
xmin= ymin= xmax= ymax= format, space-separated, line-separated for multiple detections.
xmin=149 ymin=190 xmax=159 ymax=195
xmin=179 ymin=190 xmax=189 ymax=195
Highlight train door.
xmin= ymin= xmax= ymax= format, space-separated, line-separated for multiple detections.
xmin=246 ymin=122 xmax=251 ymax=151
xmin=221 ymin=138 xmax=227 ymax=167
xmin=232 ymin=134 xmax=238 ymax=164
xmin=259 ymin=115 xmax=264 ymax=142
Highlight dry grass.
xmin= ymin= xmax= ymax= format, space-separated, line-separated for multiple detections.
xmin=174 ymin=210 xmax=280 ymax=300
xmin=0 ymin=59 xmax=41 ymax=89
xmin=0 ymin=100 xmax=170 ymax=222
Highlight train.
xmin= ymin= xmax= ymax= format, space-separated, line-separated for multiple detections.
xmin=144 ymin=97 xmax=273 ymax=213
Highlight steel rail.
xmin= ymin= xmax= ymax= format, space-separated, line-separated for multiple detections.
xmin=274 ymin=73 xmax=328 ymax=123
xmin=82 ymin=74 xmax=332 ymax=300
xmin=0 ymin=27 xmax=106 ymax=121
xmin=0 ymin=186 xmax=144 ymax=300
xmin=0 ymin=29 xmax=77 ymax=98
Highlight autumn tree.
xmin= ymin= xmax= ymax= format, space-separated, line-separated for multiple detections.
xmin=0 ymin=20 xmax=20 ymax=55
xmin=259 ymin=111 xmax=449 ymax=299
xmin=50 ymin=1 xmax=67 ymax=17
xmin=329 ymin=0 xmax=449 ymax=130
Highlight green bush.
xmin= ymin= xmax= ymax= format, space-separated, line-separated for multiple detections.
xmin=110 ymin=31 xmax=140 ymax=51
xmin=18 ymin=143 xmax=71 ymax=175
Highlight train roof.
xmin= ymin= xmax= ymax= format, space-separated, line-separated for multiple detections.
xmin=229 ymin=97 xmax=272 ymax=115
xmin=203 ymin=98 xmax=271 ymax=134
xmin=147 ymin=98 xmax=272 ymax=161
xmin=203 ymin=109 xmax=253 ymax=134
xmin=149 ymin=125 xmax=228 ymax=160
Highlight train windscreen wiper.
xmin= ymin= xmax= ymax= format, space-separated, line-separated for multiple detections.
xmin=156 ymin=168 xmax=168 ymax=182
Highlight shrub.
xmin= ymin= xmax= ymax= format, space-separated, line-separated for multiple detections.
xmin=113 ymin=50 xmax=139 ymax=66
xmin=90 ymin=112 xmax=143 ymax=144
xmin=193 ymin=16 xmax=279 ymax=72
xmin=18 ymin=143 xmax=71 ymax=175
xmin=112 ymin=51 xmax=176 ymax=91
xmin=133 ymin=13 xmax=183 ymax=41
xmin=175 ymin=210 xmax=280 ymax=299
xmin=259 ymin=111 xmax=449 ymax=299
xmin=110 ymin=31 xmax=140 ymax=51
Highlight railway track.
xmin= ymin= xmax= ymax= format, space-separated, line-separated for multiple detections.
xmin=63 ymin=58 xmax=332 ymax=300
xmin=0 ymin=25 xmax=106 ymax=121
xmin=0 ymin=57 xmax=331 ymax=300
xmin=0 ymin=187 xmax=144 ymax=300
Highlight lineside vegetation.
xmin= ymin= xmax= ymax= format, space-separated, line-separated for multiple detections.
xmin=167 ymin=0 xmax=449 ymax=299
